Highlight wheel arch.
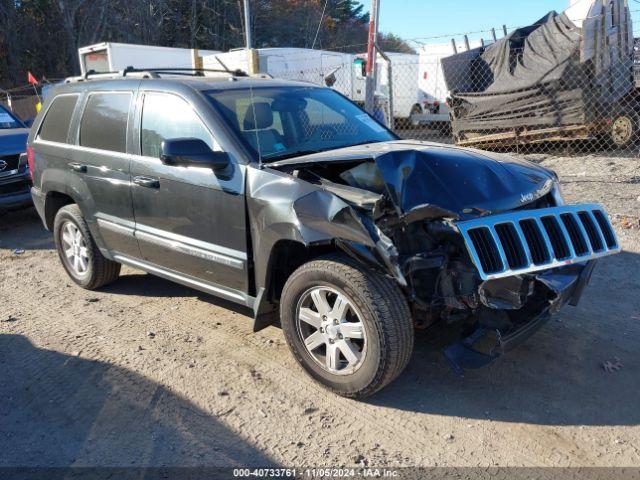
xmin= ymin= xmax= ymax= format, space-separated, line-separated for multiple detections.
xmin=259 ymin=240 xmax=337 ymax=302
xmin=43 ymin=191 xmax=76 ymax=230
xmin=252 ymin=235 xmax=395 ymax=332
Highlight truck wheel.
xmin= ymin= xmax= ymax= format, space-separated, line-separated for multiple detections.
xmin=53 ymin=204 xmax=121 ymax=289
xmin=280 ymin=254 xmax=413 ymax=398
xmin=610 ymin=113 xmax=637 ymax=148
xmin=409 ymin=104 xmax=423 ymax=127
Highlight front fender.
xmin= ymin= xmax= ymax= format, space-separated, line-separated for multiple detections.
xmin=247 ymin=166 xmax=406 ymax=329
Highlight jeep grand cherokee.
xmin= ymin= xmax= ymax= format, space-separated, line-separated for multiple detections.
xmin=28 ymin=70 xmax=620 ymax=397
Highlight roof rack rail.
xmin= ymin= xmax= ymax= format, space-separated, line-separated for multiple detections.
xmin=64 ymin=65 xmax=250 ymax=83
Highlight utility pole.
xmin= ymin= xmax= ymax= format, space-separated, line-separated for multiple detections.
xmin=364 ymin=0 xmax=381 ymax=114
xmin=243 ymin=0 xmax=252 ymax=50
xmin=243 ymin=0 xmax=258 ymax=74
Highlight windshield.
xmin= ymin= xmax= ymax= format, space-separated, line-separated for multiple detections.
xmin=206 ymin=86 xmax=396 ymax=162
xmin=0 ymin=104 xmax=23 ymax=130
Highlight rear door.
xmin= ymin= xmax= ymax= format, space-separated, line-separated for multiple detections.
xmin=71 ymin=88 xmax=139 ymax=257
xmin=130 ymin=89 xmax=249 ymax=296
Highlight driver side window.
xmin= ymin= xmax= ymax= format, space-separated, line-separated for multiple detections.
xmin=141 ymin=93 xmax=217 ymax=158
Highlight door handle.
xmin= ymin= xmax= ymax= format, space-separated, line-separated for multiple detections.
xmin=133 ymin=176 xmax=160 ymax=189
xmin=68 ymin=162 xmax=87 ymax=173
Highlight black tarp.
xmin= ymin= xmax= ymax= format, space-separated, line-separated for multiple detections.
xmin=441 ymin=11 xmax=632 ymax=137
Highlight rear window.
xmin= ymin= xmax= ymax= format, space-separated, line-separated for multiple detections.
xmin=38 ymin=95 xmax=79 ymax=143
xmin=79 ymin=92 xmax=131 ymax=153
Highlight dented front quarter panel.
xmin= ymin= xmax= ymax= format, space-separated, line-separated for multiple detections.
xmin=248 ymin=141 xmax=566 ymax=313
xmin=246 ymin=165 xmax=401 ymax=317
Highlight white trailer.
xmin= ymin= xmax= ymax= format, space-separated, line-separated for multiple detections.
xmin=203 ymin=48 xmax=359 ymax=98
xmin=204 ymin=48 xmax=421 ymax=123
xmin=78 ymin=42 xmax=221 ymax=76
xmin=354 ymin=52 xmax=422 ymax=123
xmin=417 ymin=39 xmax=486 ymax=126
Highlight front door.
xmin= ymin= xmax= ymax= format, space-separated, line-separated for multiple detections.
xmin=130 ymin=91 xmax=249 ymax=296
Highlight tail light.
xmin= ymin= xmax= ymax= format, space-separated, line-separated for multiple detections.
xmin=26 ymin=146 xmax=35 ymax=179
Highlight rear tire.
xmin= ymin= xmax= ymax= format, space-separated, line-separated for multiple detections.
xmin=280 ymin=254 xmax=413 ymax=398
xmin=53 ymin=204 xmax=120 ymax=289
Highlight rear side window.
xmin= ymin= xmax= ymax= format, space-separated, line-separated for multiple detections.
xmin=38 ymin=95 xmax=78 ymax=143
xmin=79 ymin=92 xmax=131 ymax=153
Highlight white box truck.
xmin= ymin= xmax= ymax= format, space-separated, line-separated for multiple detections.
xmin=417 ymin=39 xmax=486 ymax=127
xmin=354 ymin=52 xmax=422 ymax=124
xmin=204 ymin=48 xmax=422 ymax=125
xmin=203 ymin=48 xmax=360 ymax=98
xmin=78 ymin=42 xmax=221 ymax=76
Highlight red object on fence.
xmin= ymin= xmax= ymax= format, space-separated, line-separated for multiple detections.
xmin=27 ymin=71 xmax=39 ymax=85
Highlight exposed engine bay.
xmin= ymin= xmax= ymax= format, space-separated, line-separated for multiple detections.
xmin=268 ymin=142 xmax=620 ymax=371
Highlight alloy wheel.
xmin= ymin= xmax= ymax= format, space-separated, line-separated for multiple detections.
xmin=60 ymin=221 xmax=89 ymax=276
xmin=295 ymin=286 xmax=366 ymax=375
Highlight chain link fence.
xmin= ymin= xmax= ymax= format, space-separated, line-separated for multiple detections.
xmin=247 ymin=2 xmax=640 ymax=162
xmin=5 ymin=3 xmax=640 ymax=165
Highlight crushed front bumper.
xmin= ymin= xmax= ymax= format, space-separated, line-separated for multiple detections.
xmin=443 ymin=260 xmax=597 ymax=374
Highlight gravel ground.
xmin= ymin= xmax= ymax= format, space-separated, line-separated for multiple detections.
xmin=1 ymin=153 xmax=639 ymax=470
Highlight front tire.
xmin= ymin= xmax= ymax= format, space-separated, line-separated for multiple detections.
xmin=280 ymin=254 xmax=413 ymax=398
xmin=53 ymin=204 xmax=121 ymax=289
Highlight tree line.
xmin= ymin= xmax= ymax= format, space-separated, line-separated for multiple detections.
xmin=0 ymin=0 xmax=414 ymax=89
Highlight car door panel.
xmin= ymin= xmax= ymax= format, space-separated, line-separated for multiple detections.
xmin=130 ymin=91 xmax=249 ymax=293
xmin=132 ymin=159 xmax=248 ymax=291
xmin=70 ymin=148 xmax=138 ymax=257
xmin=71 ymin=89 xmax=139 ymax=258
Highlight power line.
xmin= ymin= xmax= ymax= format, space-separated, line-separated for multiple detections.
xmin=404 ymin=8 xmax=640 ymax=44
xmin=311 ymin=0 xmax=330 ymax=50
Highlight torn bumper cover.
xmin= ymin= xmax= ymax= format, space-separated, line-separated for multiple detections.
xmin=445 ymin=201 xmax=619 ymax=372
xmin=444 ymin=261 xmax=597 ymax=374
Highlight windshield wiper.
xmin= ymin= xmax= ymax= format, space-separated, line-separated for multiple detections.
xmin=263 ymin=140 xmax=386 ymax=163
xmin=262 ymin=149 xmax=321 ymax=162
xmin=344 ymin=139 xmax=384 ymax=148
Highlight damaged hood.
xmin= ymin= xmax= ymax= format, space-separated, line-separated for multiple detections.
xmin=271 ymin=140 xmax=556 ymax=219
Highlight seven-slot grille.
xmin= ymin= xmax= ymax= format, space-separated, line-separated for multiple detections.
xmin=456 ymin=204 xmax=620 ymax=280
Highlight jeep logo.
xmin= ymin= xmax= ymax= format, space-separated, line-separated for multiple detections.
xmin=520 ymin=192 xmax=535 ymax=203
xmin=0 ymin=160 xmax=7 ymax=171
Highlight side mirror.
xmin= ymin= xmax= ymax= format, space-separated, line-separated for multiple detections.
xmin=160 ymin=138 xmax=229 ymax=170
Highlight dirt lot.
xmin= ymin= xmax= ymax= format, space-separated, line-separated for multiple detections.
xmin=1 ymin=152 xmax=640 ymax=471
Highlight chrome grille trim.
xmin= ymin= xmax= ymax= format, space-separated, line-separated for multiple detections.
xmin=455 ymin=204 xmax=621 ymax=280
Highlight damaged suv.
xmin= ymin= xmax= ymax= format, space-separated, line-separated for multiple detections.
xmin=28 ymin=71 xmax=620 ymax=397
